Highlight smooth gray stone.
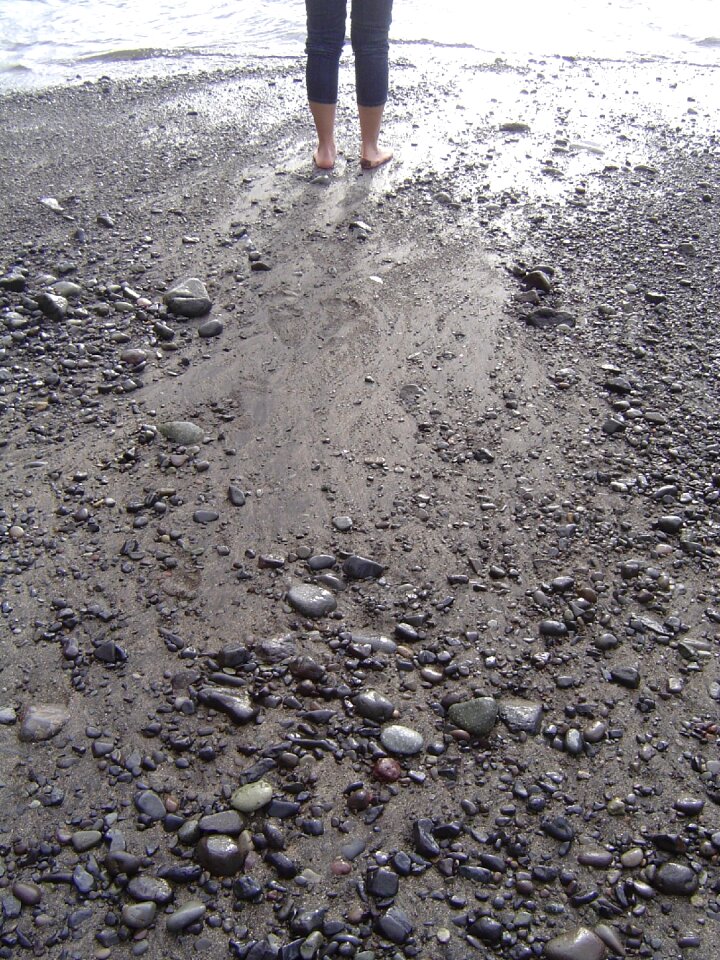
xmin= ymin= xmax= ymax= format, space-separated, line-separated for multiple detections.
xmin=545 ymin=926 xmax=607 ymax=960
xmin=198 ymin=318 xmax=223 ymax=337
xmin=498 ymin=698 xmax=543 ymax=735
xmin=255 ymin=636 xmax=295 ymax=663
xmin=230 ymin=780 xmax=273 ymax=813
xmin=12 ymin=881 xmax=41 ymax=906
xmin=287 ymin=583 xmax=337 ymax=618
xmin=19 ymin=704 xmax=70 ymax=742
xmin=121 ymin=901 xmax=156 ymax=930
xmin=166 ymin=899 xmax=206 ymax=933
xmin=448 ymin=697 xmax=498 ymax=737
xmin=228 ymin=485 xmax=246 ymax=507
xmin=158 ymin=420 xmax=204 ymax=445
xmin=353 ymin=690 xmax=395 ymax=723
xmin=380 ymin=724 xmax=423 ymax=755
xmin=52 ymin=280 xmax=82 ymax=298
xmin=134 ymin=790 xmax=166 ymax=821
xmin=164 ymin=277 xmax=212 ymax=317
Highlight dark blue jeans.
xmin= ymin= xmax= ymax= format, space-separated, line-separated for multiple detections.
xmin=305 ymin=0 xmax=393 ymax=108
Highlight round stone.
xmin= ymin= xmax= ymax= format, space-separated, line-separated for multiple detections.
xmin=134 ymin=790 xmax=166 ymax=822
xmin=195 ymin=833 xmax=250 ymax=876
xmin=652 ymin=861 xmax=699 ymax=896
xmin=380 ymin=724 xmax=424 ymax=755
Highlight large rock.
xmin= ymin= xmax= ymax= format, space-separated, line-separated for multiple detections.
xmin=18 ymin=704 xmax=70 ymax=742
xmin=545 ymin=926 xmax=607 ymax=960
xmin=195 ymin=833 xmax=250 ymax=876
xmin=158 ymin=420 xmax=205 ymax=445
xmin=163 ymin=277 xmax=212 ymax=317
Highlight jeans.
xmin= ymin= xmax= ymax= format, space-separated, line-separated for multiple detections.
xmin=305 ymin=0 xmax=393 ymax=108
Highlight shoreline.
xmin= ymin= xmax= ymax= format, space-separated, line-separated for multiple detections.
xmin=1 ymin=53 xmax=719 ymax=960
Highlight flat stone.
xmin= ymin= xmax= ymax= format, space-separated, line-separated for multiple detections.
xmin=71 ymin=830 xmax=103 ymax=852
xmin=198 ymin=810 xmax=244 ymax=835
xmin=545 ymin=926 xmax=607 ymax=960
xmin=230 ymin=780 xmax=274 ymax=813
xmin=375 ymin=906 xmax=413 ymax=944
xmin=448 ymin=697 xmax=498 ymax=737
xmin=286 ymin=583 xmax=337 ymax=618
xmin=158 ymin=421 xmax=204 ymax=445
xmin=19 ymin=704 xmax=70 ymax=742
xmin=164 ymin=277 xmax=212 ymax=318
xmin=166 ymin=900 xmax=206 ymax=933
xmin=36 ymin=292 xmax=68 ymax=320
xmin=380 ymin=724 xmax=424 ymax=755
xmin=498 ymin=698 xmax=543 ymax=735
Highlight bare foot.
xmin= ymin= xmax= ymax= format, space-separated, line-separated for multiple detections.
xmin=360 ymin=146 xmax=393 ymax=170
xmin=313 ymin=143 xmax=336 ymax=170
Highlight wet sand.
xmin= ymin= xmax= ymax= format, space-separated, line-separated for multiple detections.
xmin=0 ymin=50 xmax=719 ymax=960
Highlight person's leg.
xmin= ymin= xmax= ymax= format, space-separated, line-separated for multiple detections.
xmin=351 ymin=0 xmax=393 ymax=168
xmin=306 ymin=0 xmax=347 ymax=168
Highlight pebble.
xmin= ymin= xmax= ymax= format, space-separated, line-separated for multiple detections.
xmin=198 ymin=318 xmax=223 ymax=337
xmin=126 ymin=877 xmax=173 ymax=905
xmin=134 ymin=790 xmax=166 ymax=821
xmin=380 ymin=724 xmax=424 ymax=755
xmin=375 ymin=906 xmax=414 ymax=944
xmin=286 ymin=582 xmax=338 ymax=618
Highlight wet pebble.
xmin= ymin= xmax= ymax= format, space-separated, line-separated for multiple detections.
xmin=166 ymin=899 xmax=207 ymax=933
xmin=231 ymin=780 xmax=273 ymax=813
xmin=545 ymin=926 xmax=607 ymax=960
xmin=353 ymin=690 xmax=395 ymax=722
xmin=196 ymin=833 xmax=250 ymax=875
xmin=651 ymin=861 xmax=699 ymax=896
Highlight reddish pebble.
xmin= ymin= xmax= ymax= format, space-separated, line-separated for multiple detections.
xmin=373 ymin=757 xmax=403 ymax=783
xmin=330 ymin=859 xmax=352 ymax=876
xmin=347 ymin=788 xmax=373 ymax=812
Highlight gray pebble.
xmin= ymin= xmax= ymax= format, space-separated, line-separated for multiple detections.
xmin=380 ymin=724 xmax=424 ymax=755
xmin=286 ymin=582 xmax=338 ymax=618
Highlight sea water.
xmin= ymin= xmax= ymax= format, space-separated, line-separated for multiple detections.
xmin=0 ymin=0 xmax=718 ymax=89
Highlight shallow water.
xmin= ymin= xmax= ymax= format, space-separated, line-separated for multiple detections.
xmin=0 ymin=0 xmax=719 ymax=90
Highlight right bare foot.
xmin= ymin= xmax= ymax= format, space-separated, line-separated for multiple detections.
xmin=313 ymin=143 xmax=336 ymax=170
xmin=359 ymin=145 xmax=393 ymax=170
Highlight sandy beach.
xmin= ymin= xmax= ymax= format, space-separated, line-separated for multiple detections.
xmin=0 ymin=48 xmax=719 ymax=960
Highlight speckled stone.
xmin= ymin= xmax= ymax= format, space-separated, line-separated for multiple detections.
xmin=158 ymin=420 xmax=205 ymax=445
xmin=230 ymin=780 xmax=274 ymax=814
xmin=448 ymin=697 xmax=498 ymax=737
